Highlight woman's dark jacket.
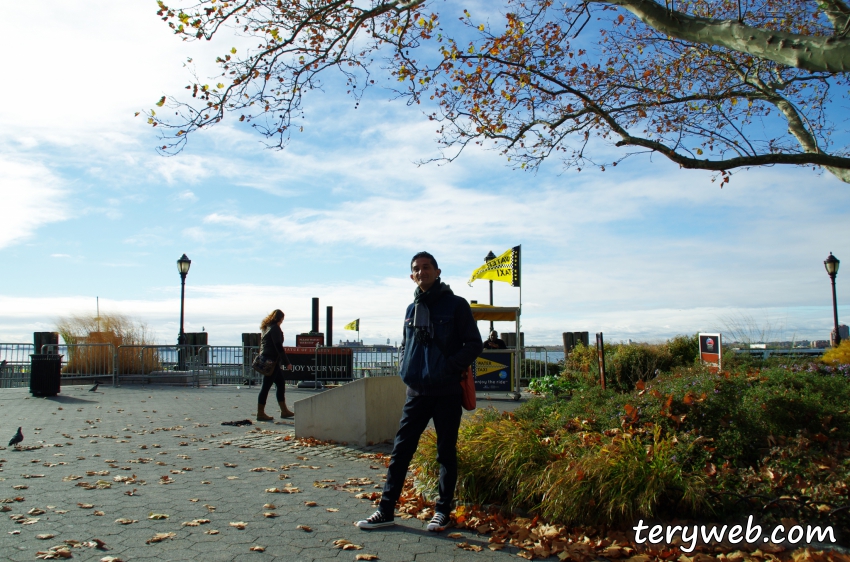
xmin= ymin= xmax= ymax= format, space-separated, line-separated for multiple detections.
xmin=260 ymin=324 xmax=290 ymax=365
xmin=399 ymin=282 xmax=483 ymax=395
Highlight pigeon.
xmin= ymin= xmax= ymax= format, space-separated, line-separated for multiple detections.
xmin=88 ymin=381 xmax=101 ymax=392
xmin=9 ymin=427 xmax=23 ymax=448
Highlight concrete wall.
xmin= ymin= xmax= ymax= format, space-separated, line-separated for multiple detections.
xmin=294 ymin=376 xmax=406 ymax=446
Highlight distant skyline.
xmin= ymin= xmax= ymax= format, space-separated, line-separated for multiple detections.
xmin=1 ymin=1 xmax=848 ymax=347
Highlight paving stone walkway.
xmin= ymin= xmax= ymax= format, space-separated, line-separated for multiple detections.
xmin=0 ymin=384 xmax=527 ymax=562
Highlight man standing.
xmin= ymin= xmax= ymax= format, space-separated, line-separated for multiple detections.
xmin=482 ymin=330 xmax=508 ymax=350
xmin=356 ymin=251 xmax=483 ymax=532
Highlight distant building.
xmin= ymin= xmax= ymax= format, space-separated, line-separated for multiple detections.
xmin=749 ymin=343 xmax=767 ymax=349
xmin=338 ymin=340 xmax=364 ymax=347
xmin=840 ymin=325 xmax=849 ymax=340
xmin=812 ymin=340 xmax=830 ymax=349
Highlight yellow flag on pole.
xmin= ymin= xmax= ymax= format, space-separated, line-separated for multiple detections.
xmin=344 ymin=319 xmax=359 ymax=331
xmin=468 ymin=245 xmax=521 ymax=287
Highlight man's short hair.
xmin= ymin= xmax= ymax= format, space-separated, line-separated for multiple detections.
xmin=490 ymin=330 xmax=498 ymax=337
xmin=411 ymin=251 xmax=438 ymax=271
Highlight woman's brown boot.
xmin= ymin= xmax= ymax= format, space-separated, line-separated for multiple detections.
xmin=279 ymin=401 xmax=294 ymax=418
xmin=257 ymin=404 xmax=274 ymax=421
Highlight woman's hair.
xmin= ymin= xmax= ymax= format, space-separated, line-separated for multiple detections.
xmin=260 ymin=309 xmax=284 ymax=330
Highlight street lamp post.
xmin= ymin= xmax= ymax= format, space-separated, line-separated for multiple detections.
xmin=485 ymin=251 xmax=496 ymax=331
xmin=824 ymin=252 xmax=840 ymax=347
xmin=177 ymin=254 xmax=191 ymax=369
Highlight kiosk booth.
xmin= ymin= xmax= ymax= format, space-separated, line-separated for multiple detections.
xmin=470 ymin=304 xmax=521 ymax=400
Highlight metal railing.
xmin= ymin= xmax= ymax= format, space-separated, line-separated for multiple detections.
xmin=42 ymin=343 xmax=116 ymax=385
xmin=734 ymin=348 xmax=827 ymax=359
xmin=0 ymin=343 xmax=35 ymax=388
xmin=1 ymin=342 xmax=562 ymax=390
xmin=520 ymin=346 xmax=561 ymax=380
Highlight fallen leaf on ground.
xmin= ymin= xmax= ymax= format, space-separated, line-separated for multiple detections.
xmin=204 ymin=530 xmax=219 ymax=535
xmin=326 ymin=508 xmax=339 ymax=512
xmin=296 ymin=525 xmax=312 ymax=532
xmin=355 ymin=555 xmax=379 ymax=561
xmin=456 ymin=542 xmax=483 ymax=552
xmin=148 ymin=513 xmax=169 ymax=520
xmin=230 ymin=522 xmax=247 ymax=529
xmin=263 ymin=512 xmax=278 ymax=518
xmin=263 ymin=503 xmax=276 ymax=509
xmin=35 ymin=546 xmax=72 ymax=559
xmin=249 ymin=546 xmax=265 ymax=552
xmin=115 ymin=518 xmax=137 ymax=525
xmin=77 ymin=503 xmax=94 ymax=509
xmin=145 ymin=532 xmax=176 ymax=544
xmin=304 ymin=501 xmax=317 ymax=507
xmin=82 ymin=538 xmax=108 ymax=549
xmin=447 ymin=532 xmax=464 ymax=538
xmin=36 ymin=534 xmax=56 ymax=540
xmin=100 ymin=557 xmax=124 ymax=562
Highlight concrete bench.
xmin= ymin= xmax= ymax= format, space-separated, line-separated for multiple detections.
xmin=294 ymin=376 xmax=406 ymax=446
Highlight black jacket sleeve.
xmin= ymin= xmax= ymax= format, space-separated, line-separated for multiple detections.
xmin=446 ymin=298 xmax=483 ymax=374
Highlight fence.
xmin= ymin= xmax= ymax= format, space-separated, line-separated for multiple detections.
xmin=733 ymin=348 xmax=827 ymax=360
xmin=0 ymin=343 xmax=35 ymax=388
xmin=0 ymin=342 xmax=564 ymax=389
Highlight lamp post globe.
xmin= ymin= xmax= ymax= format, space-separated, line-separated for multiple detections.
xmin=485 ymin=251 xmax=496 ymax=330
xmin=177 ymin=254 xmax=191 ymax=368
xmin=824 ymin=252 xmax=840 ymax=347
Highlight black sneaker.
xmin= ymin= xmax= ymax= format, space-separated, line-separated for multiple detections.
xmin=355 ymin=509 xmax=395 ymax=530
xmin=426 ymin=511 xmax=449 ymax=532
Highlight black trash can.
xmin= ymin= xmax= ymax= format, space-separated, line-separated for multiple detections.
xmin=30 ymin=354 xmax=63 ymax=396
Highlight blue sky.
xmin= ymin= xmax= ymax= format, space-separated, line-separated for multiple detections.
xmin=1 ymin=1 xmax=848 ymax=346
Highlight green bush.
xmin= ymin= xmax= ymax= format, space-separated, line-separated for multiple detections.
xmin=528 ymin=374 xmax=587 ymax=395
xmin=668 ymin=333 xmax=699 ymax=366
xmin=608 ymin=343 xmax=673 ymax=390
xmin=413 ymin=364 xmax=850 ymax=528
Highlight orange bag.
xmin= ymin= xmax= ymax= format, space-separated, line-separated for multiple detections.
xmin=461 ymin=366 xmax=476 ymax=411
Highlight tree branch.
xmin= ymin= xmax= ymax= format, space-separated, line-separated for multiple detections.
xmin=588 ymin=0 xmax=850 ymax=72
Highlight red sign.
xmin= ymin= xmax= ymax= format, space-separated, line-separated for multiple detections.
xmin=698 ymin=333 xmax=722 ymax=372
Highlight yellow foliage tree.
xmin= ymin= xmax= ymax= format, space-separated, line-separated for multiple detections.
xmin=822 ymin=340 xmax=850 ymax=365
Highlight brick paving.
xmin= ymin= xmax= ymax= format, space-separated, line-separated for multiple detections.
xmin=0 ymin=384 xmax=527 ymax=562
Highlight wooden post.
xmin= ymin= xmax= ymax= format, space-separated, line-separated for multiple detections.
xmin=596 ymin=332 xmax=606 ymax=390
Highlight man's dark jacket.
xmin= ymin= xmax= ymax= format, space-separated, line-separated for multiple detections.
xmin=398 ymin=281 xmax=483 ymax=395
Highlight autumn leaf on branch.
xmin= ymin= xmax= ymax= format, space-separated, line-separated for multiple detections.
xmin=149 ymin=0 xmax=850 ymax=184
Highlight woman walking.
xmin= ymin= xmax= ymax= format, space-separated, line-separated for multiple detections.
xmin=257 ymin=309 xmax=294 ymax=420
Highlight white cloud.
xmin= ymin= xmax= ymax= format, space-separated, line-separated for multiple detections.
xmin=0 ymin=156 xmax=69 ymax=249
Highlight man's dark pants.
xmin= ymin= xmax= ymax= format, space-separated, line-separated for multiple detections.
xmin=379 ymin=393 xmax=463 ymax=516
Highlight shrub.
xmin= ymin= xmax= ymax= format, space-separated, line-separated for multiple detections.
xmin=668 ymin=333 xmax=699 ymax=366
xmin=607 ymin=343 xmax=673 ymax=390
xmin=528 ymin=374 xmax=588 ymax=396
xmin=565 ymin=342 xmax=600 ymax=373
xmin=414 ymin=414 xmax=707 ymax=526
xmin=55 ymin=313 xmax=159 ymax=375
xmin=823 ymin=340 xmax=850 ymax=365
xmin=412 ymin=365 xmax=850 ymax=530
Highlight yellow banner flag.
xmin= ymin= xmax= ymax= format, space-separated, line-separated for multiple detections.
xmin=344 ymin=319 xmax=359 ymax=331
xmin=468 ymin=245 xmax=521 ymax=287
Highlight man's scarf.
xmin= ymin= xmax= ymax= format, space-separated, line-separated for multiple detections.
xmin=412 ymin=279 xmax=451 ymax=344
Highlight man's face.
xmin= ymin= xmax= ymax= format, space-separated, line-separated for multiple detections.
xmin=410 ymin=257 xmax=441 ymax=291
xmin=489 ymin=332 xmax=497 ymax=341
